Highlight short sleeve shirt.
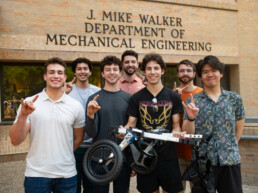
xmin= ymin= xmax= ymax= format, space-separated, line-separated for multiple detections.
xmin=118 ymin=76 xmax=145 ymax=95
xmin=68 ymin=84 xmax=101 ymax=111
xmin=14 ymin=89 xmax=85 ymax=178
xmin=68 ymin=84 xmax=101 ymax=148
xmin=183 ymin=89 xmax=245 ymax=166
xmin=127 ymin=87 xmax=183 ymax=161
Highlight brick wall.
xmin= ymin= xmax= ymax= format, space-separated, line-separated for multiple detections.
xmin=237 ymin=0 xmax=258 ymax=117
xmin=239 ymin=125 xmax=258 ymax=186
xmin=0 ymin=125 xmax=29 ymax=155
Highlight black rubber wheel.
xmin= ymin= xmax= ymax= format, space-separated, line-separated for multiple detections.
xmin=131 ymin=149 xmax=158 ymax=175
xmin=82 ymin=139 xmax=123 ymax=185
xmin=129 ymin=141 xmax=158 ymax=175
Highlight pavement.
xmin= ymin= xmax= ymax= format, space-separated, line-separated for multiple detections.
xmin=0 ymin=160 xmax=258 ymax=193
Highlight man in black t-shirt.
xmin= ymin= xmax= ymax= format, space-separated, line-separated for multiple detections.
xmin=124 ymin=53 xmax=185 ymax=193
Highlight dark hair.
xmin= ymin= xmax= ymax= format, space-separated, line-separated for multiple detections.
xmin=44 ymin=57 xmax=66 ymax=74
xmin=72 ymin=58 xmax=92 ymax=73
xmin=141 ymin=53 xmax=166 ymax=71
xmin=121 ymin=50 xmax=138 ymax=62
xmin=177 ymin=60 xmax=196 ymax=72
xmin=100 ymin=56 xmax=122 ymax=72
xmin=196 ymin=55 xmax=224 ymax=77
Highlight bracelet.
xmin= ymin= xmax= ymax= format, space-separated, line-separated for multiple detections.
xmin=187 ymin=116 xmax=196 ymax=122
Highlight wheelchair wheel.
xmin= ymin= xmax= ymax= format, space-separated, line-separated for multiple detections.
xmin=83 ymin=139 xmax=123 ymax=185
xmin=131 ymin=150 xmax=158 ymax=175
xmin=129 ymin=142 xmax=158 ymax=175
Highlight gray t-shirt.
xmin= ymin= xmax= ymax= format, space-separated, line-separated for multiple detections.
xmin=68 ymin=84 xmax=100 ymax=148
xmin=86 ymin=89 xmax=131 ymax=144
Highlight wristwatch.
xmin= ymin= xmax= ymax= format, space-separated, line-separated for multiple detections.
xmin=187 ymin=116 xmax=195 ymax=122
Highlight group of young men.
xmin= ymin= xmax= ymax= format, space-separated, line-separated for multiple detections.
xmin=9 ymin=50 xmax=245 ymax=193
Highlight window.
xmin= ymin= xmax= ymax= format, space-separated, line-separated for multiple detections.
xmin=1 ymin=63 xmax=101 ymax=121
xmin=163 ymin=66 xmax=178 ymax=90
xmin=0 ymin=62 xmax=231 ymax=121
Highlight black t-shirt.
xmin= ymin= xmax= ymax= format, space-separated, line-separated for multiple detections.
xmin=127 ymin=87 xmax=183 ymax=161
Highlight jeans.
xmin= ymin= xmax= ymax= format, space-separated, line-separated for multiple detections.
xmin=24 ymin=175 xmax=77 ymax=193
xmin=74 ymin=147 xmax=94 ymax=193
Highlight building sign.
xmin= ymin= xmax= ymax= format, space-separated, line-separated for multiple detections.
xmin=0 ymin=0 xmax=238 ymax=56
xmin=46 ymin=10 xmax=211 ymax=52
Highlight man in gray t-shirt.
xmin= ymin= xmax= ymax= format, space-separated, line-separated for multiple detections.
xmin=86 ymin=56 xmax=131 ymax=193
xmin=65 ymin=58 xmax=100 ymax=193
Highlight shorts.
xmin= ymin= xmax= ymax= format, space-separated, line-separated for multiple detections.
xmin=213 ymin=163 xmax=243 ymax=193
xmin=137 ymin=159 xmax=183 ymax=193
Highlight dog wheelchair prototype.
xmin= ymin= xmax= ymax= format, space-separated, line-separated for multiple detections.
xmin=82 ymin=127 xmax=203 ymax=186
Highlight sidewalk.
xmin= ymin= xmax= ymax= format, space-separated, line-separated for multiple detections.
xmin=1 ymin=160 xmax=258 ymax=193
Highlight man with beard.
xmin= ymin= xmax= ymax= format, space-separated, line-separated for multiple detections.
xmin=118 ymin=50 xmax=145 ymax=95
xmin=174 ymin=60 xmax=202 ymax=193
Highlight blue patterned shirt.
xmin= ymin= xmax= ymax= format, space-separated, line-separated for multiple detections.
xmin=183 ymin=89 xmax=245 ymax=166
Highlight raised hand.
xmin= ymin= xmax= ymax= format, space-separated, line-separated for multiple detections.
xmin=136 ymin=72 xmax=148 ymax=86
xmin=20 ymin=95 xmax=39 ymax=117
xmin=87 ymin=95 xmax=101 ymax=118
xmin=64 ymin=76 xmax=76 ymax=94
xmin=173 ymin=82 xmax=188 ymax=95
xmin=182 ymin=94 xmax=199 ymax=120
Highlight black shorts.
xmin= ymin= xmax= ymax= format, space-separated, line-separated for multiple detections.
xmin=213 ymin=163 xmax=243 ymax=193
xmin=137 ymin=159 xmax=183 ymax=193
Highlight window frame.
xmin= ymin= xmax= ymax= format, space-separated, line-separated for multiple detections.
xmin=0 ymin=62 xmax=102 ymax=123
xmin=0 ymin=62 xmax=46 ymax=122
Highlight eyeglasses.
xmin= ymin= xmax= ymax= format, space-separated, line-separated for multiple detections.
xmin=179 ymin=69 xmax=193 ymax=73
xmin=152 ymin=98 xmax=158 ymax=112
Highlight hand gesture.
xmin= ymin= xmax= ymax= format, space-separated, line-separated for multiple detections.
xmin=173 ymin=82 xmax=188 ymax=95
xmin=182 ymin=94 xmax=199 ymax=120
xmin=87 ymin=95 xmax=101 ymax=118
xmin=20 ymin=95 xmax=39 ymax=117
xmin=136 ymin=72 xmax=148 ymax=86
xmin=64 ymin=76 xmax=76 ymax=94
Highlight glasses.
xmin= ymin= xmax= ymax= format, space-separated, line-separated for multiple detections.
xmin=152 ymin=98 xmax=158 ymax=112
xmin=179 ymin=69 xmax=193 ymax=73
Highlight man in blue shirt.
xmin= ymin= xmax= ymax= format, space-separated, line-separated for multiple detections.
xmin=66 ymin=58 xmax=100 ymax=193
xmin=182 ymin=55 xmax=245 ymax=193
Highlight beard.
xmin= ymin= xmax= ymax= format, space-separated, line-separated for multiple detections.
xmin=179 ymin=76 xmax=194 ymax=84
xmin=124 ymin=68 xmax=136 ymax=76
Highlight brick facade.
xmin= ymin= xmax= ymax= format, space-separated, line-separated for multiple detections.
xmin=0 ymin=0 xmax=257 ymax=186
xmin=239 ymin=125 xmax=258 ymax=186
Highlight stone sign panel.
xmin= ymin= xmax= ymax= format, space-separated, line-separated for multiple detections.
xmin=0 ymin=0 xmax=238 ymax=56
